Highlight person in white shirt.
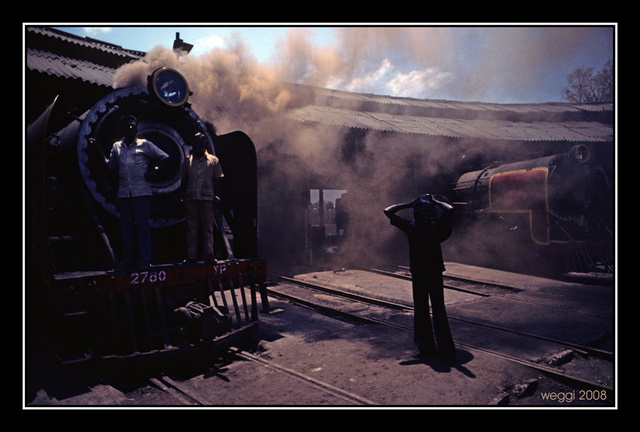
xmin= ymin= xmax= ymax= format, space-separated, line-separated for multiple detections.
xmin=107 ymin=115 xmax=169 ymax=270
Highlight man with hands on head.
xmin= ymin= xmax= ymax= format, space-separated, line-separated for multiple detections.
xmin=384 ymin=193 xmax=456 ymax=365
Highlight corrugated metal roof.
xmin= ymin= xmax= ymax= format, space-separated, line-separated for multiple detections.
xmin=316 ymin=86 xmax=613 ymax=115
xmin=27 ymin=48 xmax=117 ymax=87
xmin=287 ymin=105 xmax=613 ymax=142
xmin=26 ymin=26 xmax=145 ymax=88
xmin=27 ymin=26 xmax=146 ymax=59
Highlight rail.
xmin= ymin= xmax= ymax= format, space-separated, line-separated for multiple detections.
xmin=268 ymin=270 xmax=614 ymax=399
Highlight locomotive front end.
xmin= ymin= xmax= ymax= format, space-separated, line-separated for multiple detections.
xmin=28 ymin=68 xmax=266 ymax=367
xmin=78 ymin=67 xmax=210 ymax=230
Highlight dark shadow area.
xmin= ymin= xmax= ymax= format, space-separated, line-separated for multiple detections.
xmin=400 ymin=348 xmax=475 ymax=378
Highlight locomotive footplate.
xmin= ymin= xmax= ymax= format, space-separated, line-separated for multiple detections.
xmin=49 ymin=259 xmax=266 ymax=367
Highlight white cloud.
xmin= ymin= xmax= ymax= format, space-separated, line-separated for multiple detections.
xmin=330 ymin=58 xmax=454 ymax=99
xmin=83 ymin=27 xmax=112 ymax=36
xmin=191 ymin=34 xmax=224 ymax=56
xmin=386 ymin=68 xmax=453 ymax=98
xmin=344 ymin=59 xmax=393 ymax=93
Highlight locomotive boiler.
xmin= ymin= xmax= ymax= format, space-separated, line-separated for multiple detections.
xmin=452 ymin=144 xmax=614 ymax=277
xmin=26 ymin=67 xmax=266 ymax=366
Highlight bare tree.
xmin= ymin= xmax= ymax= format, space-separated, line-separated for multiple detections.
xmin=563 ymin=59 xmax=613 ymax=103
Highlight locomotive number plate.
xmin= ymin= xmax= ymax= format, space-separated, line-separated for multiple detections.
xmin=130 ymin=270 xmax=167 ymax=285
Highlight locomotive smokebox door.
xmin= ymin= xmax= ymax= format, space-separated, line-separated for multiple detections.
xmin=76 ymin=79 xmax=213 ymax=229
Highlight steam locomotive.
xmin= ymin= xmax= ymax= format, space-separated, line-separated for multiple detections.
xmin=26 ymin=67 xmax=266 ymax=366
xmin=452 ymin=143 xmax=614 ymax=279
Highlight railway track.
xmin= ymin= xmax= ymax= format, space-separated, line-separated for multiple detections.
xmin=138 ymin=265 xmax=614 ymax=407
xmin=265 ymin=267 xmax=614 ymax=401
xmin=372 ymin=265 xmax=612 ymax=321
xmin=369 ymin=265 xmax=614 ymax=359
xmin=147 ymin=348 xmax=379 ymax=406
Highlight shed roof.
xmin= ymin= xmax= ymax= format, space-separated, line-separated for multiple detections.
xmin=314 ymin=86 xmax=613 ymax=115
xmin=27 ymin=47 xmax=118 ymax=87
xmin=287 ymin=105 xmax=613 ymax=142
xmin=27 ymin=26 xmax=145 ymax=60
xmin=26 ymin=26 xmax=144 ymax=87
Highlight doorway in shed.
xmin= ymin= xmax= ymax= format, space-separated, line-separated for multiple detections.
xmin=306 ymin=188 xmax=348 ymax=264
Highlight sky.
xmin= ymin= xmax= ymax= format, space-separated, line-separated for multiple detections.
xmin=54 ymin=24 xmax=616 ymax=104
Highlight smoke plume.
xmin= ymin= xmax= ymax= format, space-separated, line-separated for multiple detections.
xmin=110 ymin=27 xmax=611 ymax=273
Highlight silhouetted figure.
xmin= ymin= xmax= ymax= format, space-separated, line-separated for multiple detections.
xmin=384 ymin=194 xmax=456 ymax=364
xmin=107 ymin=115 xmax=168 ymax=271
xmin=180 ymin=132 xmax=224 ymax=263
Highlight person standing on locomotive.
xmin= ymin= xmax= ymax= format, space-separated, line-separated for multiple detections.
xmin=383 ymin=194 xmax=457 ymax=365
xmin=107 ymin=115 xmax=169 ymax=271
xmin=180 ymin=132 xmax=224 ymax=264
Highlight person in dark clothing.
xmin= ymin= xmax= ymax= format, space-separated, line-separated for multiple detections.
xmin=384 ymin=194 xmax=456 ymax=364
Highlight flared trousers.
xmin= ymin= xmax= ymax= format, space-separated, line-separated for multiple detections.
xmin=411 ymin=271 xmax=456 ymax=357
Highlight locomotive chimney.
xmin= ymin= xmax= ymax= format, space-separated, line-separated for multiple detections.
xmin=173 ymin=32 xmax=193 ymax=56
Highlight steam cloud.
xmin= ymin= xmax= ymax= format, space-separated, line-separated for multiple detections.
xmin=110 ymin=27 xmax=611 ymax=273
xmin=271 ymin=27 xmax=611 ymax=103
xmin=113 ymin=27 xmax=613 ymax=127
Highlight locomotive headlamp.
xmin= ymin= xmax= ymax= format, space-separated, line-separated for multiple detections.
xmin=148 ymin=67 xmax=190 ymax=107
xmin=572 ymin=144 xmax=591 ymax=163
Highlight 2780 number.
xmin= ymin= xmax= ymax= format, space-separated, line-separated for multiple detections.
xmin=130 ymin=270 xmax=167 ymax=285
